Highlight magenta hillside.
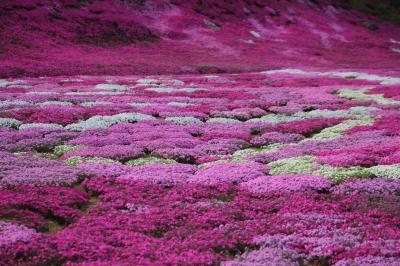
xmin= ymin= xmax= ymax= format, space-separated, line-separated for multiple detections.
xmin=1 ymin=1 xmax=400 ymax=265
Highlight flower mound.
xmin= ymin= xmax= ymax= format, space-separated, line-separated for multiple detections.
xmin=190 ymin=162 xmax=268 ymax=184
xmin=332 ymin=178 xmax=400 ymax=196
xmin=0 ymin=152 xmax=78 ymax=186
xmin=241 ymin=174 xmax=333 ymax=194
xmin=0 ymin=222 xmax=38 ymax=247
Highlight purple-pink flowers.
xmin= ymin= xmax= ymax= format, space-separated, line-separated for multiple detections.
xmin=242 ymin=174 xmax=333 ymax=194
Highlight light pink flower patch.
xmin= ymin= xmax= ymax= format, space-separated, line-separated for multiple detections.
xmin=0 ymin=222 xmax=38 ymax=247
xmin=190 ymin=162 xmax=268 ymax=184
xmin=241 ymin=174 xmax=333 ymax=194
xmin=119 ymin=163 xmax=197 ymax=184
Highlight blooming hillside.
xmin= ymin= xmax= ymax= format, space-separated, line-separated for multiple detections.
xmin=0 ymin=0 xmax=400 ymax=76
xmin=1 ymin=0 xmax=400 ymax=265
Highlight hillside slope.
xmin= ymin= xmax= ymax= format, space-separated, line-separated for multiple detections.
xmin=0 ymin=0 xmax=400 ymax=77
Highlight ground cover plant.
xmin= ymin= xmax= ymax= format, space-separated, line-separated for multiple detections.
xmin=1 ymin=0 xmax=400 ymax=265
xmin=1 ymin=69 xmax=400 ymax=265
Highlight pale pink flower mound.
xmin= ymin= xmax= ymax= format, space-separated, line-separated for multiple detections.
xmin=242 ymin=174 xmax=333 ymax=194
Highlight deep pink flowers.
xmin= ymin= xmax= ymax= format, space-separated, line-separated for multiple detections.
xmin=1 ymin=179 xmax=399 ymax=265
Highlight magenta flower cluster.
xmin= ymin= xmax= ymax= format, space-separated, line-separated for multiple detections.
xmin=1 ymin=179 xmax=399 ymax=265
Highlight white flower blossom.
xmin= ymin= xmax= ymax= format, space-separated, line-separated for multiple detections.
xmin=19 ymin=123 xmax=64 ymax=130
xmin=166 ymin=116 xmax=203 ymax=125
xmin=66 ymin=112 xmax=155 ymax=131
xmin=0 ymin=118 xmax=21 ymax=128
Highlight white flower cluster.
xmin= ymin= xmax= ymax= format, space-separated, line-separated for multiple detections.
xmin=128 ymin=102 xmax=155 ymax=107
xmin=53 ymin=145 xmax=83 ymax=157
xmin=268 ymin=156 xmax=317 ymax=175
xmin=0 ymin=118 xmax=21 ymax=128
xmin=65 ymin=91 xmax=124 ymax=95
xmin=370 ymin=164 xmax=400 ymax=179
xmin=0 ymin=100 xmax=32 ymax=107
xmin=294 ymin=106 xmax=380 ymax=119
xmin=94 ymin=84 xmax=128 ymax=91
xmin=126 ymin=157 xmax=175 ymax=166
xmin=165 ymin=116 xmax=203 ymax=125
xmin=338 ymin=88 xmax=400 ymax=105
xmin=250 ymin=31 xmax=261 ymax=38
xmin=231 ymin=144 xmax=284 ymax=162
xmin=248 ymin=107 xmax=377 ymax=130
xmin=308 ymin=118 xmax=375 ymax=141
xmin=136 ymin=78 xmax=160 ymax=85
xmin=0 ymin=79 xmax=30 ymax=88
xmin=206 ymin=117 xmax=242 ymax=124
xmin=80 ymin=101 xmax=113 ymax=107
xmin=38 ymin=101 xmax=74 ymax=106
xmin=19 ymin=123 xmax=64 ymax=130
xmin=247 ymin=113 xmax=298 ymax=124
xmin=66 ymin=112 xmax=155 ymax=131
xmin=262 ymin=69 xmax=400 ymax=85
xmin=65 ymin=156 xmax=120 ymax=167
xmin=167 ymin=102 xmax=196 ymax=107
xmin=267 ymin=155 xmax=375 ymax=182
xmin=136 ymin=78 xmax=184 ymax=86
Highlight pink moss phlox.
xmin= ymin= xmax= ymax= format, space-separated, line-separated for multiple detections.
xmin=0 ymin=127 xmax=76 ymax=152
xmin=241 ymin=174 xmax=333 ymax=194
xmin=0 ymin=152 xmax=79 ymax=186
xmin=119 ymin=163 xmax=197 ymax=184
xmin=276 ymin=118 xmax=345 ymax=136
xmin=189 ymin=162 xmax=268 ymax=184
xmin=63 ymin=144 xmax=144 ymax=161
xmin=332 ymin=178 xmax=400 ymax=197
xmin=0 ymin=185 xmax=88 ymax=230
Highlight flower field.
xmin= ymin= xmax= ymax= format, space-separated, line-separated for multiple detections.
xmin=1 ymin=69 xmax=400 ymax=265
xmin=1 ymin=0 xmax=400 ymax=265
